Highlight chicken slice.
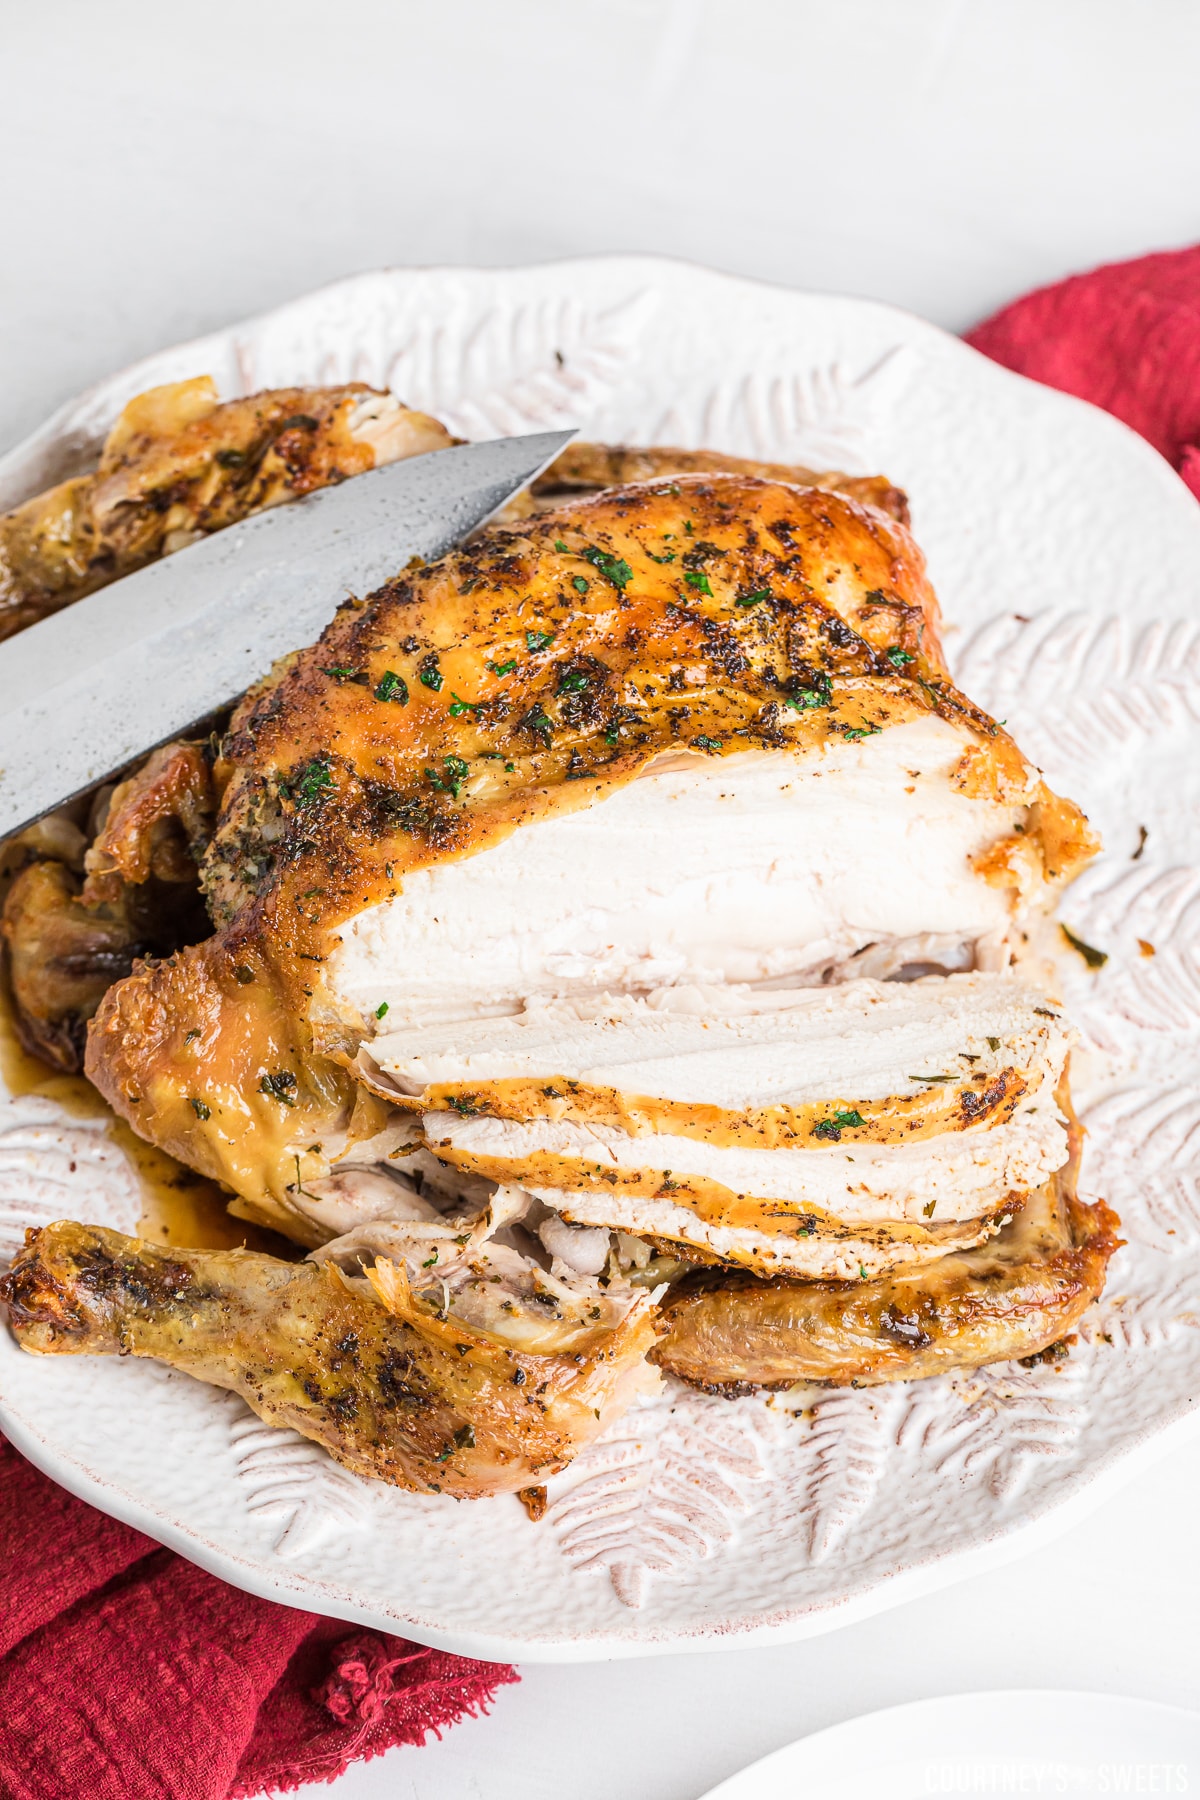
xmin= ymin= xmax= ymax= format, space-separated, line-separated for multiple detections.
xmin=84 ymin=473 xmax=1096 ymax=1229
xmin=0 ymin=376 xmax=453 ymax=639
xmin=330 ymin=725 xmax=1035 ymax=1023
xmin=0 ymin=1220 xmax=660 ymax=1497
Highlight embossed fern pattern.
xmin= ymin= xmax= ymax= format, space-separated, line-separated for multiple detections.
xmin=647 ymin=349 xmax=907 ymax=471
xmin=0 ymin=1095 xmax=141 ymax=1264
xmin=546 ymin=1390 xmax=768 ymax=1609
xmin=1081 ymin=1085 xmax=1200 ymax=1253
xmin=229 ymin=1405 xmax=375 ymax=1558
xmin=382 ymin=290 xmax=657 ymax=438
xmin=952 ymin=611 xmax=1200 ymax=777
xmin=778 ymin=1387 xmax=905 ymax=1562
xmin=897 ymin=1358 xmax=1089 ymax=1501
xmin=1056 ymin=864 xmax=1200 ymax=1051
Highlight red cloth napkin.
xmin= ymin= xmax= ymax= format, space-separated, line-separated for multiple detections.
xmin=966 ymin=243 xmax=1200 ymax=501
xmin=0 ymin=1433 xmax=517 ymax=1799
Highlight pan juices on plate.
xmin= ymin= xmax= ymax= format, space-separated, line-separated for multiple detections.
xmin=1 ymin=405 xmax=1118 ymax=1498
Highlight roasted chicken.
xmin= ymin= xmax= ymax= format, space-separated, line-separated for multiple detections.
xmin=0 ymin=398 xmax=1116 ymax=1498
xmin=0 ymin=376 xmax=453 ymax=639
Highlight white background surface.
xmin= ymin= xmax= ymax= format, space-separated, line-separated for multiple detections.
xmin=2 ymin=3 xmax=1199 ymax=1796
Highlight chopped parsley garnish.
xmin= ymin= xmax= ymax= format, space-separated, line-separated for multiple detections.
xmin=322 ymin=664 xmax=359 ymax=681
xmin=782 ymin=676 xmax=833 ymax=712
xmin=520 ymin=703 xmax=554 ymax=746
xmin=375 ymin=1001 xmax=389 ymax=1019
xmin=448 ymin=692 xmax=482 ymax=717
xmin=488 ymin=658 xmax=518 ymax=676
xmin=813 ymin=1108 xmax=864 ymax=1141
xmin=259 ymin=1070 xmax=298 ymax=1107
xmin=418 ymin=658 xmax=444 ymax=691
xmin=291 ymin=756 xmax=334 ymax=806
xmin=604 ymin=725 xmax=620 ymax=745
xmin=842 ymin=723 xmax=883 ymax=741
xmin=425 ymin=754 xmax=470 ymax=800
xmin=422 ymin=1251 xmax=439 ymax=1269
xmin=908 ymin=1074 xmax=953 ymax=1083
xmin=214 ymin=447 xmax=245 ymax=469
xmin=647 ymin=550 xmax=676 ymax=564
xmin=572 ymin=575 xmax=589 ymax=594
xmin=1061 ymin=923 xmax=1108 ymax=969
xmin=923 ymin=1200 xmax=937 ymax=1219
xmin=684 ymin=571 xmax=713 ymax=595
xmin=683 ymin=520 xmax=694 ymax=534
xmin=986 ymin=1036 xmax=1001 ymax=1052
xmin=693 ymin=735 xmax=723 ymax=753
xmin=189 ymin=1097 xmax=211 ymax=1120
xmin=581 ymin=546 xmax=633 ymax=590
xmin=736 ymin=590 xmax=770 ymax=608
xmin=558 ymin=669 xmax=589 ymax=693
xmin=526 ymin=629 xmax=555 ymax=653
xmin=887 ymin=645 xmax=915 ymax=668
xmin=554 ymin=539 xmax=570 ymax=553
xmin=374 ymin=670 xmax=409 ymax=704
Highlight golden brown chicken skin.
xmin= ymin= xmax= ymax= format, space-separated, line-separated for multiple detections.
xmin=83 ymin=473 xmax=1098 ymax=1227
xmin=0 ymin=1220 xmax=660 ymax=1497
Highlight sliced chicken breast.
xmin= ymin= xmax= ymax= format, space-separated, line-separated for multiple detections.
xmin=85 ymin=473 xmax=1096 ymax=1229
xmin=354 ymin=975 xmax=1071 ymax=1279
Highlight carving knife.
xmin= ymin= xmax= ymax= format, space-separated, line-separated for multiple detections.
xmin=0 ymin=428 xmax=575 ymax=839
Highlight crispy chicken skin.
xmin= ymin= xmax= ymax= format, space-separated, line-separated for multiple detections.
xmin=0 ymin=376 xmax=453 ymax=640
xmin=0 ymin=1220 xmax=660 ymax=1497
xmin=84 ymin=473 xmax=1097 ymax=1225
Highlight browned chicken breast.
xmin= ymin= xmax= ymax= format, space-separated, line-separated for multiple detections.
xmin=0 ymin=377 xmax=453 ymax=1065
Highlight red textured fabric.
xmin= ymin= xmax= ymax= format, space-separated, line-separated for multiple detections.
xmin=966 ymin=243 xmax=1200 ymax=502
xmin=0 ymin=1434 xmax=517 ymax=1799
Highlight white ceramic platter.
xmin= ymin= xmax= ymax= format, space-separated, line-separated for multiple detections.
xmin=697 ymin=1692 xmax=1200 ymax=1799
xmin=1 ymin=257 xmax=1199 ymax=1662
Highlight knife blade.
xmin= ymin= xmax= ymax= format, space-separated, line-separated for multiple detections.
xmin=0 ymin=428 xmax=575 ymax=839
